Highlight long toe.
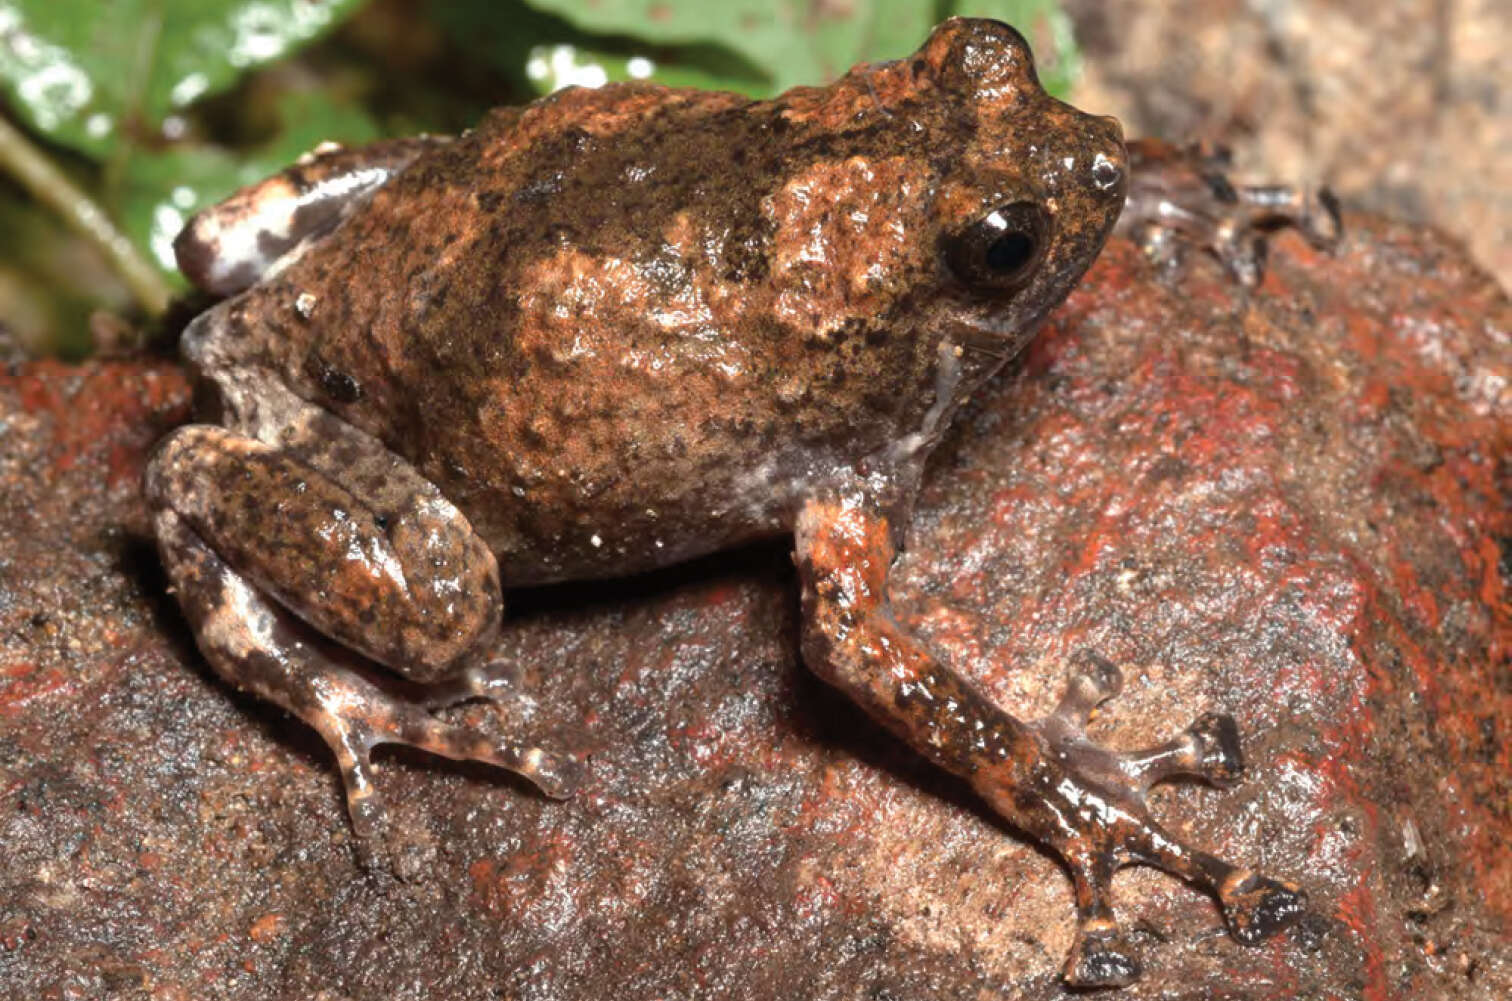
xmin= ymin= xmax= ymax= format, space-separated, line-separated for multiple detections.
xmin=419 ymin=658 xmax=528 ymax=709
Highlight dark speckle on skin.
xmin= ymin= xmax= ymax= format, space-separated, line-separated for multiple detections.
xmin=309 ymin=356 xmax=363 ymax=405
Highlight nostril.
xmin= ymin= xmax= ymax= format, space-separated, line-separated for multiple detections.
xmin=1091 ymin=152 xmax=1124 ymax=193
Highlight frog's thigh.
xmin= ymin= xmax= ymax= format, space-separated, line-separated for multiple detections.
xmin=146 ymin=420 xmax=499 ymax=682
xmin=151 ymin=506 xmax=577 ymax=865
xmin=794 ymin=493 xmax=1305 ymax=988
xmin=175 ymin=135 xmax=446 ymax=296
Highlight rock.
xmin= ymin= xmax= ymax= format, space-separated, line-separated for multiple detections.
xmin=1065 ymin=0 xmax=1512 ymax=291
xmin=1 ymin=217 xmax=1507 ymax=999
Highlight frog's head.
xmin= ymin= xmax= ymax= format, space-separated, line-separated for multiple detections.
xmin=907 ymin=18 xmax=1126 ymax=362
xmin=746 ymin=18 xmax=1124 ymax=462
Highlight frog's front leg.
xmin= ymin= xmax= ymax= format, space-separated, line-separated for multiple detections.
xmin=145 ymin=379 xmax=578 ymax=864
xmin=1118 ymin=138 xmax=1341 ymax=287
xmin=794 ymin=494 xmax=1305 ymax=988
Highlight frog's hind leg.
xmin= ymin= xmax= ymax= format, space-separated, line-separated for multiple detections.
xmin=146 ymin=369 xmax=580 ymax=863
xmin=156 ymin=348 xmax=506 ymax=679
xmin=148 ymin=420 xmax=501 ymax=679
xmin=152 ymin=506 xmax=579 ymax=867
xmin=174 ymin=135 xmax=448 ymax=296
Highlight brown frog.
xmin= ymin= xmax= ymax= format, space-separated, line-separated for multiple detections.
xmin=147 ymin=19 xmax=1304 ymax=988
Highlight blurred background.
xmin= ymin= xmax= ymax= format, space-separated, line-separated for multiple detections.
xmin=0 ymin=0 xmax=1505 ymax=358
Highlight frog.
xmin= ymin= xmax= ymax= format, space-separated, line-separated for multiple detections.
xmin=146 ymin=18 xmax=1305 ymax=988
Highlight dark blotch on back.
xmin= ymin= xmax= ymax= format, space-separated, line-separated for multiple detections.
xmin=455 ymin=84 xmax=975 ymax=303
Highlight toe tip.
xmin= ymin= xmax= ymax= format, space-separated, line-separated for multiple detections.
xmin=532 ymin=752 xmax=587 ymax=800
xmin=1223 ymin=872 xmax=1308 ymax=944
xmin=1190 ymin=712 xmax=1245 ymax=787
xmin=1064 ymin=930 xmax=1142 ymax=988
xmin=1070 ymin=649 xmax=1124 ymax=699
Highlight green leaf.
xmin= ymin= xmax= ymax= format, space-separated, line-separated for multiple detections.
xmin=0 ymin=0 xmax=369 ymax=157
xmin=121 ymin=90 xmax=380 ymax=278
xmin=428 ymin=0 xmax=769 ymax=99
xmin=516 ymin=41 xmax=764 ymax=96
xmin=520 ymin=0 xmax=923 ymax=93
xmin=518 ymin=0 xmax=1078 ymax=96
xmin=0 ymin=186 xmax=132 ymax=357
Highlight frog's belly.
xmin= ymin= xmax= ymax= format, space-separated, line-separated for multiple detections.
xmin=490 ymin=505 xmax=789 ymax=587
xmin=446 ymin=462 xmax=800 ymax=588
xmin=397 ymin=360 xmax=882 ymax=587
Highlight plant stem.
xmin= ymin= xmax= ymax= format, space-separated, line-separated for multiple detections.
xmin=0 ymin=114 xmax=172 ymax=316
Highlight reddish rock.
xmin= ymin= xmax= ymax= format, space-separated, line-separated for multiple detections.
xmin=0 ymin=217 xmax=1507 ymax=999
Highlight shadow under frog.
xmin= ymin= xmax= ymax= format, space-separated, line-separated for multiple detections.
xmin=146 ymin=18 xmax=1304 ymax=988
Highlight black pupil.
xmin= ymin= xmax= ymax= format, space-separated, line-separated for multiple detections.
xmin=985 ymin=230 xmax=1035 ymax=274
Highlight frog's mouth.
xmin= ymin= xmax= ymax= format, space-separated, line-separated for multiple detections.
xmin=938 ymin=260 xmax=1083 ymax=362
xmin=938 ymin=318 xmax=1032 ymax=373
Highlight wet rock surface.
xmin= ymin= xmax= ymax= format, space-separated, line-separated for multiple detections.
xmin=1 ymin=216 xmax=1508 ymax=999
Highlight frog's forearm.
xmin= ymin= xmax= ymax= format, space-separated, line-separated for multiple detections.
xmin=794 ymin=493 xmax=1306 ymax=988
xmin=810 ymin=605 xmax=1044 ymax=787
xmin=796 ymin=495 xmax=1089 ymax=852
xmin=793 ymin=496 xmax=1023 ymax=771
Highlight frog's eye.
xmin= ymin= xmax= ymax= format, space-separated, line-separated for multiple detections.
xmin=944 ymin=202 xmax=1047 ymax=292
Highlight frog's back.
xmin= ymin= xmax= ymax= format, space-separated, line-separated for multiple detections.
xmin=215 ymin=71 xmax=969 ymax=583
